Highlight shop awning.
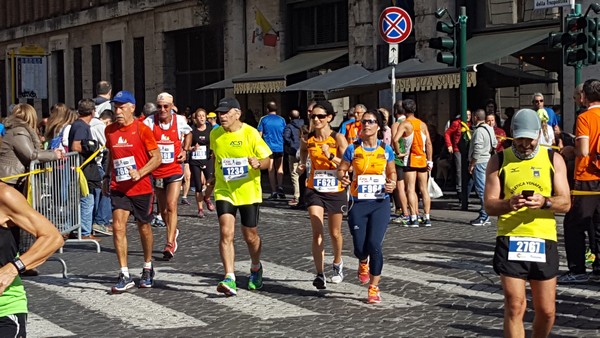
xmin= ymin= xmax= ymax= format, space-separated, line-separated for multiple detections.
xmin=280 ymin=64 xmax=371 ymax=93
xmin=232 ymin=49 xmax=347 ymax=94
xmin=196 ymin=77 xmax=233 ymax=91
xmin=477 ymin=63 xmax=557 ymax=88
xmin=465 ymin=26 xmax=556 ymax=65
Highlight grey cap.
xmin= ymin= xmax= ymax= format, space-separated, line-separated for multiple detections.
xmin=511 ymin=109 xmax=541 ymax=139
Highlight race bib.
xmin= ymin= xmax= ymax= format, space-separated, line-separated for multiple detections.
xmin=113 ymin=156 xmax=136 ymax=182
xmin=313 ymin=170 xmax=338 ymax=192
xmin=191 ymin=146 xmax=208 ymax=160
xmin=222 ymin=157 xmax=249 ymax=181
xmin=159 ymin=143 xmax=175 ymax=164
xmin=508 ymin=237 xmax=546 ymax=263
xmin=357 ymin=174 xmax=385 ymax=200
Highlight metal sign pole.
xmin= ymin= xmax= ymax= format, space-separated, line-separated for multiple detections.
xmin=391 ymin=65 xmax=396 ymax=105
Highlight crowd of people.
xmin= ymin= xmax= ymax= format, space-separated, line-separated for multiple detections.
xmin=2 ymin=77 xmax=600 ymax=336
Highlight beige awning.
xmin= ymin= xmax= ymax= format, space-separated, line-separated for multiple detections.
xmin=232 ymin=49 xmax=348 ymax=94
xmin=396 ymin=71 xmax=477 ymax=92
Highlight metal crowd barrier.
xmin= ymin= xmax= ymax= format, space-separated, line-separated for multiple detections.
xmin=24 ymin=152 xmax=101 ymax=277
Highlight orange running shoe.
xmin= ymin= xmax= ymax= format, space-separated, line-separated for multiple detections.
xmin=358 ymin=260 xmax=369 ymax=285
xmin=368 ymin=284 xmax=381 ymax=304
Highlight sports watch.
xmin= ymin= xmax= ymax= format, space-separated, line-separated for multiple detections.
xmin=11 ymin=257 xmax=26 ymax=274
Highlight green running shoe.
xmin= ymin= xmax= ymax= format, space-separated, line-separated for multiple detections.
xmin=248 ymin=264 xmax=263 ymax=290
xmin=217 ymin=277 xmax=237 ymax=296
xmin=586 ymin=247 xmax=596 ymax=268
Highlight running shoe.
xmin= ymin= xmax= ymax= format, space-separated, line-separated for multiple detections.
xmin=181 ymin=198 xmax=191 ymax=205
xmin=288 ymin=197 xmax=299 ymax=206
xmin=139 ymin=267 xmax=155 ymax=288
xmin=312 ymin=273 xmax=326 ymax=289
xmin=197 ymin=209 xmax=205 ymax=218
xmin=331 ymin=262 xmax=344 ymax=284
xmin=266 ymin=192 xmax=278 ymax=200
xmin=557 ymin=272 xmax=589 ymax=284
xmin=367 ymin=285 xmax=381 ymax=304
xmin=403 ymin=218 xmax=419 ymax=228
xmin=392 ymin=216 xmax=407 ymax=225
xmin=248 ymin=265 xmax=263 ymax=290
xmin=277 ymin=187 xmax=286 ymax=199
xmin=217 ymin=277 xmax=237 ymax=296
xmin=93 ymin=224 xmax=113 ymax=236
xmin=422 ymin=218 xmax=432 ymax=227
xmin=163 ymin=242 xmax=175 ymax=260
xmin=111 ymin=273 xmax=135 ymax=294
xmin=470 ymin=217 xmax=491 ymax=226
xmin=358 ymin=260 xmax=370 ymax=285
xmin=152 ymin=217 xmax=166 ymax=228
xmin=204 ymin=197 xmax=215 ymax=211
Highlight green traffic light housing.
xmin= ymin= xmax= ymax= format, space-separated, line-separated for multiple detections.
xmin=586 ymin=17 xmax=599 ymax=64
xmin=429 ymin=16 xmax=457 ymax=67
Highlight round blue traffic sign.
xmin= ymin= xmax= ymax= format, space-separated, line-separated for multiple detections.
xmin=378 ymin=7 xmax=413 ymax=44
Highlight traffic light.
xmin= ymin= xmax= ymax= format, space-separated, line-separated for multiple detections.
xmin=562 ymin=16 xmax=588 ymax=66
xmin=429 ymin=20 xmax=457 ymax=67
xmin=585 ymin=17 xmax=599 ymax=64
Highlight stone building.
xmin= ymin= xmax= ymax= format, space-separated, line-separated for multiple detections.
xmin=0 ymin=0 xmax=590 ymax=132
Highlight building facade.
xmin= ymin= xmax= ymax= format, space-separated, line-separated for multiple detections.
xmin=0 ymin=0 xmax=588 ymax=132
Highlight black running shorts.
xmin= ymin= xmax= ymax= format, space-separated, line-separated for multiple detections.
xmin=305 ymin=188 xmax=347 ymax=214
xmin=110 ymin=191 xmax=154 ymax=224
xmin=216 ymin=201 xmax=260 ymax=227
xmin=493 ymin=236 xmax=559 ymax=281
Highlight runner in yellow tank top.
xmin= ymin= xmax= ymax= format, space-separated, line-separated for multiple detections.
xmin=297 ymin=100 xmax=348 ymax=289
xmin=484 ymin=109 xmax=571 ymax=337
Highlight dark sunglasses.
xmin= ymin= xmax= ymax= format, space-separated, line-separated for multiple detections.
xmin=361 ymin=119 xmax=378 ymax=125
xmin=157 ymin=104 xmax=171 ymax=109
xmin=310 ymin=114 xmax=328 ymax=120
xmin=533 ymin=99 xmax=543 ymax=103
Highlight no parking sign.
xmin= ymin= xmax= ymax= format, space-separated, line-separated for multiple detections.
xmin=378 ymin=7 xmax=412 ymax=44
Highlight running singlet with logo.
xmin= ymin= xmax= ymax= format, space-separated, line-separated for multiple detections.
xmin=497 ymin=148 xmax=556 ymax=241
xmin=0 ymin=227 xmax=27 ymax=318
xmin=149 ymin=114 xmax=182 ymax=178
xmin=343 ymin=140 xmax=395 ymax=199
xmin=210 ymin=124 xmax=272 ymax=205
xmin=189 ymin=126 xmax=211 ymax=167
xmin=306 ymin=132 xmax=343 ymax=193
xmin=105 ymin=120 xmax=158 ymax=196
xmin=404 ymin=118 xmax=427 ymax=168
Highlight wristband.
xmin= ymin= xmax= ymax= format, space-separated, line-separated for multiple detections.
xmin=328 ymin=153 xmax=335 ymax=161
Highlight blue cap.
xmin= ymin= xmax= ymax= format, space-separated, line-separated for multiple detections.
xmin=112 ymin=90 xmax=136 ymax=105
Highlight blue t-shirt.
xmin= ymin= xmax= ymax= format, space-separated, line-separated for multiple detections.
xmin=0 ymin=123 xmax=5 ymax=137
xmin=544 ymin=107 xmax=558 ymax=127
xmin=257 ymin=114 xmax=286 ymax=153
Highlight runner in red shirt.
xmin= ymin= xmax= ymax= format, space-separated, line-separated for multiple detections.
xmin=103 ymin=90 xmax=161 ymax=293
xmin=143 ymin=92 xmax=192 ymax=260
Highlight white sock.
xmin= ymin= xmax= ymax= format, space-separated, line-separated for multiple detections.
xmin=156 ymin=215 xmax=163 ymax=221
xmin=424 ymin=214 xmax=430 ymax=220
xmin=410 ymin=215 xmax=417 ymax=221
xmin=120 ymin=267 xmax=130 ymax=278
xmin=143 ymin=261 xmax=152 ymax=269
xmin=225 ymin=273 xmax=236 ymax=281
